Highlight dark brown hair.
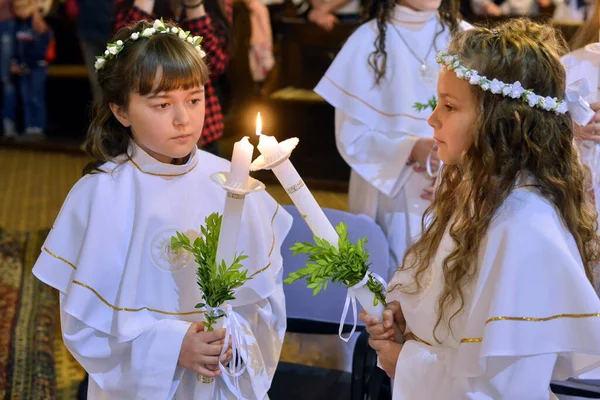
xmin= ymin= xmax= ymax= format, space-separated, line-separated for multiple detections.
xmin=83 ymin=20 xmax=210 ymax=174
xmin=363 ymin=0 xmax=460 ymax=85
xmin=394 ymin=19 xmax=600 ymax=342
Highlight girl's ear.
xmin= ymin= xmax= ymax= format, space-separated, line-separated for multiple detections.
xmin=109 ymin=103 xmax=131 ymax=128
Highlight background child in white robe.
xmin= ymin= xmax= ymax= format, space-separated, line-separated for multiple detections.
xmin=32 ymin=20 xmax=292 ymax=400
xmin=360 ymin=19 xmax=600 ymax=399
xmin=562 ymin=0 xmax=600 ymax=143
xmin=314 ymin=0 xmax=466 ymax=277
xmin=562 ymin=3 xmax=600 ymax=295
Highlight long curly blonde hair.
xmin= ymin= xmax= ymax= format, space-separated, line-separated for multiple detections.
xmin=395 ymin=19 xmax=600 ymax=343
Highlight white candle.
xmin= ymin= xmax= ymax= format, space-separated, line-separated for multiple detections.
xmin=255 ymin=117 xmax=338 ymax=246
xmin=215 ymin=137 xmax=254 ymax=266
xmin=255 ymin=113 xmax=280 ymax=156
xmin=229 ymin=136 xmax=253 ymax=187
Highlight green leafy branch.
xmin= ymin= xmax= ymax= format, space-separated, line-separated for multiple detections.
xmin=413 ymin=96 xmax=438 ymax=112
xmin=284 ymin=223 xmax=386 ymax=307
xmin=171 ymin=213 xmax=251 ymax=331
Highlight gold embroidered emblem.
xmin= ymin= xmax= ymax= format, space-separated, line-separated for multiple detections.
xmin=151 ymin=228 xmax=192 ymax=272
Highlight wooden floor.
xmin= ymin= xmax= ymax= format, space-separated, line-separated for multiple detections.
xmin=0 ymin=148 xmax=356 ymax=375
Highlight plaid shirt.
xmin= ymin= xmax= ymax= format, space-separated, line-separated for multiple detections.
xmin=114 ymin=3 xmax=231 ymax=146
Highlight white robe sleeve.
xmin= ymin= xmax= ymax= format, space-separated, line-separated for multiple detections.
xmin=465 ymin=353 xmax=558 ymax=399
xmin=61 ymin=298 xmax=190 ymax=400
xmin=393 ymin=341 xmax=558 ymax=399
xmin=335 ymin=109 xmax=419 ymax=198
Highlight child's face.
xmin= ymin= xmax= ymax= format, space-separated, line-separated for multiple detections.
xmin=398 ymin=0 xmax=442 ymax=12
xmin=427 ymin=67 xmax=478 ymax=165
xmin=111 ymin=86 xmax=205 ymax=164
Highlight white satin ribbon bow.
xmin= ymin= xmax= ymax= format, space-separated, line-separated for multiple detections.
xmin=210 ymin=304 xmax=250 ymax=400
xmin=565 ymin=78 xmax=596 ymax=127
xmin=338 ymin=272 xmax=388 ymax=342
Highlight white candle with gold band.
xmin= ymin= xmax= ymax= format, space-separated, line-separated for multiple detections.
xmin=255 ymin=114 xmax=338 ymax=246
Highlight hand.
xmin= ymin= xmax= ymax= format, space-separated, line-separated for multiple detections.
xmin=574 ymin=102 xmax=600 ymax=142
xmin=134 ymin=0 xmax=156 ymax=14
xmin=204 ymin=336 xmax=233 ymax=371
xmin=420 ymin=185 xmax=435 ymax=200
xmin=359 ymin=301 xmax=406 ymax=342
xmin=10 ymin=63 xmax=24 ymax=75
xmin=412 ymin=146 xmax=440 ymax=177
xmin=308 ymin=9 xmax=338 ymax=31
xmin=368 ymin=338 xmax=402 ymax=378
xmin=482 ymin=2 xmax=503 ymax=16
xmin=408 ymin=138 xmax=436 ymax=170
xmin=12 ymin=0 xmax=36 ymax=19
xmin=384 ymin=301 xmax=406 ymax=335
xmin=31 ymin=11 xmax=49 ymax=34
xmin=177 ymin=323 xmax=228 ymax=378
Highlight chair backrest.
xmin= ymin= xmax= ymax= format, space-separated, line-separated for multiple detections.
xmin=281 ymin=205 xmax=390 ymax=325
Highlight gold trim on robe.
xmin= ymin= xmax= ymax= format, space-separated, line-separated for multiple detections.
xmin=43 ymin=204 xmax=282 ymax=315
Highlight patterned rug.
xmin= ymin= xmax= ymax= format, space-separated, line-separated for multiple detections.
xmin=0 ymin=228 xmax=85 ymax=400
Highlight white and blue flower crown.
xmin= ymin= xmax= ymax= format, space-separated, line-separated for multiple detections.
xmin=436 ymin=51 xmax=568 ymax=115
xmin=94 ymin=19 xmax=206 ymax=72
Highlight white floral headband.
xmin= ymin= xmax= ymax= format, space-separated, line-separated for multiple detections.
xmin=94 ymin=19 xmax=206 ymax=71
xmin=436 ymin=51 xmax=569 ymax=113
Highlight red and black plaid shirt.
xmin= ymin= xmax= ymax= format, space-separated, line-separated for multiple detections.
xmin=113 ymin=3 xmax=231 ymax=146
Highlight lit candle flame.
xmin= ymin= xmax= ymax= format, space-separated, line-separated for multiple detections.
xmin=255 ymin=112 xmax=262 ymax=136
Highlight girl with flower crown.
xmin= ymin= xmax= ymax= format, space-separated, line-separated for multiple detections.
xmin=113 ymin=0 xmax=232 ymax=156
xmin=314 ymin=0 xmax=469 ymax=278
xmin=32 ymin=19 xmax=292 ymax=399
xmin=359 ymin=19 xmax=600 ymax=399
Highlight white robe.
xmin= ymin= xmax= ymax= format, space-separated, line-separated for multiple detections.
xmin=314 ymin=6 xmax=470 ymax=277
xmin=32 ymin=144 xmax=293 ymax=400
xmin=562 ymin=47 xmax=600 ymax=297
xmin=387 ymin=186 xmax=600 ymax=399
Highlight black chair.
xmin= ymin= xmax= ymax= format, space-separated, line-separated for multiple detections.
xmin=552 ymin=379 xmax=600 ymax=398
xmin=351 ymin=329 xmax=392 ymax=400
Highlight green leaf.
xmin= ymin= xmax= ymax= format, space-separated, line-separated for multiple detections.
xmin=175 ymin=212 xmax=253 ymax=327
xmin=285 ymin=221 xmax=377 ymax=301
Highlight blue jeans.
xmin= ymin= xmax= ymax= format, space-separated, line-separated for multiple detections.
xmin=19 ymin=65 xmax=46 ymax=130
xmin=0 ymin=19 xmax=17 ymax=124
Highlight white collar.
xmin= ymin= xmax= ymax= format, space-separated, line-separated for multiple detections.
xmin=128 ymin=141 xmax=199 ymax=177
xmin=391 ymin=5 xmax=437 ymax=30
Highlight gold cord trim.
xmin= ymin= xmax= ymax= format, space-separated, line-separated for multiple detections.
xmin=412 ymin=333 xmax=433 ymax=346
xmin=324 ymin=75 xmax=428 ymax=121
xmin=460 ymin=337 xmax=483 ymax=343
xmin=72 ymin=281 xmax=205 ymax=315
xmin=130 ymin=158 xmax=198 ymax=177
xmin=47 ymin=204 xmax=281 ymax=313
xmin=43 ymin=247 xmax=76 ymax=270
xmin=486 ymin=313 xmax=600 ymax=324
xmin=250 ymin=204 xmax=280 ymax=278
xmin=459 ymin=313 xmax=600 ymax=344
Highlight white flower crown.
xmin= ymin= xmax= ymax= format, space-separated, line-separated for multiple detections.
xmin=94 ymin=19 xmax=206 ymax=71
xmin=435 ymin=52 xmax=568 ymax=115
